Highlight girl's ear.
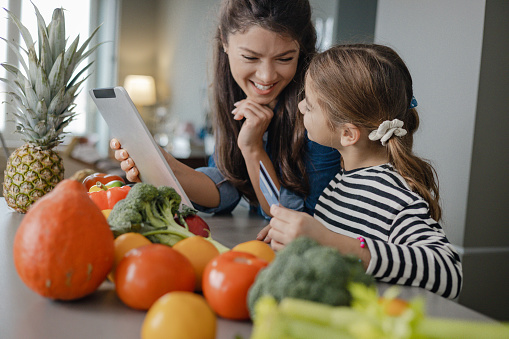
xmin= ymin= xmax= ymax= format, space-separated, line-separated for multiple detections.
xmin=340 ymin=123 xmax=361 ymax=147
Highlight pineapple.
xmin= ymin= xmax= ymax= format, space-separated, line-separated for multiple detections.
xmin=1 ymin=4 xmax=101 ymax=213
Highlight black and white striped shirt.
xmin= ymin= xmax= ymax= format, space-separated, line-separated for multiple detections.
xmin=314 ymin=164 xmax=463 ymax=299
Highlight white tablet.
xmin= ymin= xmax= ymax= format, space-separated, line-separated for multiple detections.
xmin=89 ymin=86 xmax=192 ymax=207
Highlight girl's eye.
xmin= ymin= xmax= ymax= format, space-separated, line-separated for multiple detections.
xmin=278 ymin=57 xmax=294 ymax=62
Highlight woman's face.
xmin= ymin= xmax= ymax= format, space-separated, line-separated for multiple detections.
xmin=224 ymin=26 xmax=300 ymax=108
xmin=299 ymin=81 xmax=338 ymax=148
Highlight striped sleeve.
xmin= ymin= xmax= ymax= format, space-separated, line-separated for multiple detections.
xmin=364 ymin=201 xmax=463 ymax=299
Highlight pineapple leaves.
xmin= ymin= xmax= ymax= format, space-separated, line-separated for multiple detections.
xmin=47 ymin=8 xmax=66 ymax=63
xmin=35 ymin=62 xmax=51 ymax=105
xmin=0 ymin=37 xmax=29 ymax=77
xmin=33 ymin=3 xmax=54 ymax=75
xmin=48 ymin=52 xmax=65 ymax=97
xmin=4 ymin=8 xmax=34 ymax=51
xmin=2 ymin=3 xmax=102 ymax=149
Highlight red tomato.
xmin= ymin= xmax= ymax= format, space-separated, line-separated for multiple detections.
xmin=115 ymin=244 xmax=195 ymax=310
xmin=202 ymin=251 xmax=268 ymax=320
xmin=83 ymin=173 xmax=125 ymax=190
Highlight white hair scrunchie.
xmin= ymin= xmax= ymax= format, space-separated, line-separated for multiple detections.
xmin=368 ymin=119 xmax=407 ymax=146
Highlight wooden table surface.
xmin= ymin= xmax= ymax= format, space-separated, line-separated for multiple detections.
xmin=0 ymin=198 xmax=493 ymax=339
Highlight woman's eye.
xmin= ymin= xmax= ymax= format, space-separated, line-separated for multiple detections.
xmin=278 ymin=57 xmax=294 ymax=62
xmin=242 ymin=55 xmax=257 ymax=61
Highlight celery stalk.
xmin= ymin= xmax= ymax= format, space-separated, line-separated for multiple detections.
xmin=417 ymin=318 xmax=509 ymax=339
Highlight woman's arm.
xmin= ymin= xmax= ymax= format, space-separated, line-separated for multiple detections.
xmin=233 ymin=99 xmax=280 ymax=216
xmin=111 ymin=138 xmax=220 ymax=208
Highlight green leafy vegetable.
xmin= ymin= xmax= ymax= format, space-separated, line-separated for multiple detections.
xmin=107 ymin=183 xmax=229 ymax=253
xmin=251 ymin=283 xmax=509 ymax=339
xmin=247 ymin=237 xmax=374 ymax=316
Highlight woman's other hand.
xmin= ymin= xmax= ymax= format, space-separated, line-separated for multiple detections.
xmin=232 ymin=99 xmax=273 ymax=153
xmin=110 ymin=138 xmax=141 ymax=182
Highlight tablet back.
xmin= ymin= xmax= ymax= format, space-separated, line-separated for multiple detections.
xmin=89 ymin=87 xmax=192 ymax=207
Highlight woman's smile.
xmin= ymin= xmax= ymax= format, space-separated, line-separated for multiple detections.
xmin=225 ymin=26 xmax=299 ymax=106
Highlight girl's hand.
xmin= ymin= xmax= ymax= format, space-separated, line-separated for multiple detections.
xmin=268 ymin=205 xmax=327 ymax=251
xmin=232 ymin=99 xmax=274 ymax=153
xmin=110 ymin=138 xmax=141 ymax=182
xmin=256 ymin=224 xmax=273 ymax=244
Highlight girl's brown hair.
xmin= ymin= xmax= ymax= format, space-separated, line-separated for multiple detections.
xmin=211 ymin=0 xmax=316 ymax=203
xmin=307 ymin=44 xmax=441 ymax=221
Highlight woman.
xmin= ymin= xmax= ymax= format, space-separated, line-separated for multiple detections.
xmin=112 ymin=0 xmax=341 ymax=217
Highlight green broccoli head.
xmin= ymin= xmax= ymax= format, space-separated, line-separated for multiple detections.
xmin=153 ymin=186 xmax=181 ymax=220
xmin=107 ymin=182 xmax=184 ymax=233
xmin=247 ymin=237 xmax=374 ymax=317
xmin=107 ymin=199 xmax=144 ymax=236
xmin=128 ymin=182 xmax=159 ymax=202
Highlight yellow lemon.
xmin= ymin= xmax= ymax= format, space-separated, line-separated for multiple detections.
xmin=141 ymin=292 xmax=216 ymax=339
xmin=232 ymin=240 xmax=275 ymax=263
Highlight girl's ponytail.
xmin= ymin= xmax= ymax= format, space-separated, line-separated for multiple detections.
xmin=386 ymin=108 xmax=442 ymax=221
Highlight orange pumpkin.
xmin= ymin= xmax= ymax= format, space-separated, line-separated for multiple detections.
xmin=13 ymin=179 xmax=115 ymax=300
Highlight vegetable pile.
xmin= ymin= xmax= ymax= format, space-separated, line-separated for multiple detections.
xmin=107 ymin=183 xmax=228 ymax=253
xmin=247 ymin=237 xmax=374 ymax=316
xmin=251 ymin=284 xmax=509 ymax=339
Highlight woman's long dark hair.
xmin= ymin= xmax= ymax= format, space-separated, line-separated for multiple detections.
xmin=211 ymin=0 xmax=316 ymax=203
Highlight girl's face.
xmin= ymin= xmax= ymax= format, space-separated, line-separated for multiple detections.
xmin=299 ymin=81 xmax=339 ymax=148
xmin=224 ymin=26 xmax=300 ymax=108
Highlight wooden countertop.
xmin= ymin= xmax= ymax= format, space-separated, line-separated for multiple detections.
xmin=0 ymin=198 xmax=493 ymax=339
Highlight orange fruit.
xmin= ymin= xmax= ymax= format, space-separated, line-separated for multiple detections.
xmin=232 ymin=240 xmax=276 ymax=263
xmin=108 ymin=232 xmax=151 ymax=283
xmin=141 ymin=291 xmax=216 ymax=339
xmin=173 ymin=236 xmax=220 ymax=291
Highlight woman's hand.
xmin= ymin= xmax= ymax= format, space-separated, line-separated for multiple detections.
xmin=232 ymin=99 xmax=274 ymax=153
xmin=110 ymin=138 xmax=140 ymax=182
xmin=268 ymin=205 xmax=328 ymax=251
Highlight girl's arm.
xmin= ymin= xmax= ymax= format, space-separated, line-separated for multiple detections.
xmin=268 ymin=203 xmax=463 ymax=300
xmin=363 ymin=203 xmax=463 ymax=300
xmin=268 ymin=205 xmax=372 ymax=269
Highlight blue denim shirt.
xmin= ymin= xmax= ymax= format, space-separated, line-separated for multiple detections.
xmin=193 ymin=134 xmax=341 ymax=216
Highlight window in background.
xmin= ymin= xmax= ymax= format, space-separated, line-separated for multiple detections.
xmin=0 ymin=0 xmax=90 ymax=135
xmin=0 ymin=13 xmax=7 ymax=131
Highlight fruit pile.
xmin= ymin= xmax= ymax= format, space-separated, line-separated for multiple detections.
xmin=12 ymin=175 xmax=275 ymax=339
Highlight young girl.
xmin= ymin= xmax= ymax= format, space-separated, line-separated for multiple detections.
xmin=265 ymin=44 xmax=463 ymax=299
xmin=111 ymin=0 xmax=341 ymax=217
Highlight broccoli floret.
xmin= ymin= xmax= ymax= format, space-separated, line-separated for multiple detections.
xmin=247 ymin=237 xmax=374 ymax=317
xmin=126 ymin=183 xmax=165 ymax=227
xmin=151 ymin=186 xmax=182 ymax=225
xmin=106 ymin=182 xmax=230 ymax=252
